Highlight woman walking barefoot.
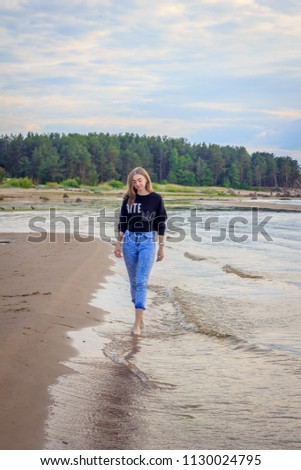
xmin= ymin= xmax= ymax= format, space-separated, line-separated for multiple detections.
xmin=114 ymin=167 xmax=167 ymax=336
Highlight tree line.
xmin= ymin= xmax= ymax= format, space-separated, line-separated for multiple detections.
xmin=0 ymin=132 xmax=300 ymax=188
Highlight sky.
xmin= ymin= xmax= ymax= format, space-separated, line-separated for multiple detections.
xmin=1 ymin=0 xmax=301 ymax=162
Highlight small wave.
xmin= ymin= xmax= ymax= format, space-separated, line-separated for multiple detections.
xmin=148 ymin=285 xmax=301 ymax=369
xmin=148 ymin=284 xmax=176 ymax=309
xmin=184 ymin=252 xmax=207 ymax=261
xmin=223 ymin=264 xmax=263 ymax=279
xmin=171 ymin=289 xmax=301 ymax=367
xmin=230 ymin=338 xmax=301 ymax=370
xmin=172 ymin=287 xmax=233 ymax=339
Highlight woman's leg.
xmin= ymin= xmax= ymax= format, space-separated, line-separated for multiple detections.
xmin=123 ymin=238 xmax=138 ymax=305
xmin=135 ymin=238 xmax=156 ymax=310
xmin=124 ymin=235 xmax=155 ymax=335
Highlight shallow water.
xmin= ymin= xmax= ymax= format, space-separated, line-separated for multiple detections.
xmin=1 ymin=206 xmax=301 ymax=449
xmin=43 ymin=208 xmax=301 ymax=449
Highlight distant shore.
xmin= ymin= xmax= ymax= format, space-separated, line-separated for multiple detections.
xmin=0 ymin=186 xmax=300 ymax=212
xmin=0 ymin=233 xmax=112 ymax=449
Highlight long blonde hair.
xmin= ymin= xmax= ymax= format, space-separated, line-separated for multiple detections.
xmin=125 ymin=167 xmax=154 ymax=205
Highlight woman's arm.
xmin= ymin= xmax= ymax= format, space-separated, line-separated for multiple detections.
xmin=115 ymin=198 xmax=128 ymax=258
xmin=114 ymin=231 xmax=124 ymax=258
xmin=155 ymin=195 xmax=166 ymax=262
xmin=156 ymin=233 xmax=165 ymax=262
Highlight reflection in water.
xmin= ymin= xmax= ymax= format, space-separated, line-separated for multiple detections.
xmin=46 ymin=335 xmax=151 ymax=449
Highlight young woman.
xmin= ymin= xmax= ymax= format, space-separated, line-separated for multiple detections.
xmin=114 ymin=167 xmax=167 ymax=336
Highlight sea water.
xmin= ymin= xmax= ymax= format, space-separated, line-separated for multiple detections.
xmin=44 ymin=206 xmax=301 ymax=450
xmin=2 ymin=205 xmax=301 ymax=449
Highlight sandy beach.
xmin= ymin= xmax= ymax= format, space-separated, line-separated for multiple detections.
xmin=0 ymin=233 xmax=112 ymax=450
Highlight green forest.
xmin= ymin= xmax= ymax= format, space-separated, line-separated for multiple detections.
xmin=0 ymin=132 xmax=300 ymax=189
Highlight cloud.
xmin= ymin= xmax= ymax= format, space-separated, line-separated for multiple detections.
xmin=0 ymin=0 xmax=301 ymax=163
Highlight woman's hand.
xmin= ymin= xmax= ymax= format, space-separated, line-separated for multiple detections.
xmin=156 ymin=245 xmax=164 ymax=262
xmin=114 ymin=241 xmax=123 ymax=258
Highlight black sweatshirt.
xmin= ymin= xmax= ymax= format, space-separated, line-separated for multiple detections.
xmin=118 ymin=192 xmax=167 ymax=236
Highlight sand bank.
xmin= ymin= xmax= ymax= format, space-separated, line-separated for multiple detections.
xmin=0 ymin=233 xmax=112 ymax=449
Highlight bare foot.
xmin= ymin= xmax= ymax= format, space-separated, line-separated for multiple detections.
xmin=131 ymin=324 xmax=141 ymax=336
xmin=133 ymin=308 xmax=144 ymax=335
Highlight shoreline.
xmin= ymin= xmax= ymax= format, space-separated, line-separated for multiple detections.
xmin=0 ymin=233 xmax=113 ymax=450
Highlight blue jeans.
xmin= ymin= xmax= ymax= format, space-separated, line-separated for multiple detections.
xmin=123 ymin=230 xmax=156 ymax=310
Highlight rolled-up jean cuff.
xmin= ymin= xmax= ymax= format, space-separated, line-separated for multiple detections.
xmin=132 ymin=299 xmax=145 ymax=309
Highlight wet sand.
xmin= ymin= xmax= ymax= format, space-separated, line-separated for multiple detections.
xmin=0 ymin=233 xmax=112 ymax=449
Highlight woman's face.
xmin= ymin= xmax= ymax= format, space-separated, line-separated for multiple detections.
xmin=132 ymin=174 xmax=148 ymax=192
